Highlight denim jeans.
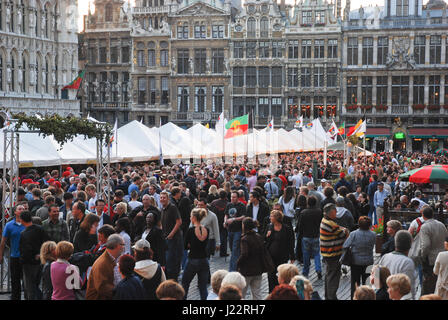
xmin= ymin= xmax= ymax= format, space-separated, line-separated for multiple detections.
xmin=181 ymin=258 xmax=210 ymax=300
xmin=22 ymin=264 xmax=42 ymax=300
xmin=302 ymin=237 xmax=322 ymax=277
xmin=165 ymin=235 xmax=183 ymax=281
xmin=228 ymin=231 xmax=241 ymax=272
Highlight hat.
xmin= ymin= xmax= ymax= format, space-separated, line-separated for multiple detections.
xmin=54 ymin=181 xmax=62 ymax=188
xmin=132 ymin=239 xmax=151 ymax=251
xmin=66 ymin=167 xmax=73 ymax=171
xmin=62 ymin=171 xmax=71 ymax=177
xmin=340 ymin=172 xmax=346 ymax=179
xmin=321 ymin=179 xmax=327 ymax=183
xmin=378 ymin=182 xmax=384 ymax=186
xmin=48 ymin=178 xmax=56 ymax=184
xmin=250 ymin=169 xmax=257 ymax=175
xmin=240 ymin=167 xmax=246 ymax=171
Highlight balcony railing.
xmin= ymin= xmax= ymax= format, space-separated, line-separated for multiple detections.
xmin=392 ymin=105 xmax=408 ymax=114
xmin=132 ymin=6 xmax=170 ymax=14
xmin=87 ymin=102 xmax=130 ymax=109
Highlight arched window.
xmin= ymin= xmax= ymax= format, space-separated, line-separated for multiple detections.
xmin=247 ymin=17 xmax=256 ymax=37
xmin=36 ymin=54 xmax=41 ymax=93
xmin=35 ymin=2 xmax=39 ymax=36
xmin=260 ymin=17 xmax=269 ymax=37
xmin=45 ymin=57 xmax=50 ymax=93
xmin=105 ymin=4 xmax=113 ymax=22
xmin=10 ymin=51 xmax=17 ymax=91
xmin=21 ymin=51 xmax=28 ymax=92
xmin=44 ymin=3 xmax=51 ymax=38
xmin=0 ymin=2 xmax=3 ymax=32
xmin=9 ymin=0 xmax=15 ymax=33
xmin=0 ymin=50 xmax=5 ymax=91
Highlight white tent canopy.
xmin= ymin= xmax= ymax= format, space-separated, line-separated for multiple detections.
xmin=0 ymin=118 xmax=338 ymax=168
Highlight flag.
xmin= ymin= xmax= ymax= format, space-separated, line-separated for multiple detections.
xmin=224 ymin=114 xmax=249 ymax=139
xmin=267 ymin=118 xmax=274 ymax=130
xmin=355 ymin=119 xmax=366 ymax=137
xmin=294 ymin=116 xmax=303 ymax=129
xmin=338 ymin=122 xmax=345 ymax=136
xmin=215 ymin=112 xmax=227 ymax=135
xmin=140 ymin=117 xmax=143 ymax=124
xmin=205 ymin=123 xmax=209 ymax=129
xmin=159 ymin=118 xmax=164 ymax=165
xmin=347 ymin=119 xmax=365 ymax=137
xmin=110 ymin=119 xmax=117 ymax=144
xmin=305 ymin=122 xmax=313 ymax=129
xmin=3 ymin=110 xmax=12 ymax=127
xmin=328 ymin=121 xmax=338 ymax=138
xmin=62 ymin=70 xmax=85 ymax=90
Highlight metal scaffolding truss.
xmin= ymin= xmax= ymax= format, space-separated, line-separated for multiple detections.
xmin=96 ymin=133 xmax=112 ymax=215
xmin=0 ymin=119 xmax=111 ymax=293
xmin=1 ymin=127 xmax=19 ymax=293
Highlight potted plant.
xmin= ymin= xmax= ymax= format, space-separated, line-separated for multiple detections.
xmin=346 ymin=104 xmax=358 ymax=111
xmin=371 ymin=217 xmax=384 ymax=253
xmin=376 ymin=104 xmax=388 ymax=111
xmin=428 ymin=104 xmax=440 ymax=110
xmin=412 ymin=104 xmax=425 ymax=110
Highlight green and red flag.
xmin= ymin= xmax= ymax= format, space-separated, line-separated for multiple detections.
xmin=224 ymin=114 xmax=249 ymax=139
xmin=63 ymin=70 xmax=85 ymax=90
xmin=338 ymin=121 xmax=345 ymax=136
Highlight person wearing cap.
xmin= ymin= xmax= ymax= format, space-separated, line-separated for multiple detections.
xmin=317 ymin=179 xmax=327 ymax=193
xmin=67 ymin=175 xmax=81 ymax=193
xmin=334 ymin=172 xmax=352 ymax=194
xmin=373 ymin=181 xmax=390 ymax=224
xmin=377 ymin=230 xmax=418 ymax=299
xmin=133 ymin=239 xmax=166 ymax=300
xmin=367 ymin=174 xmax=379 ymax=218
xmin=247 ymin=169 xmax=258 ymax=193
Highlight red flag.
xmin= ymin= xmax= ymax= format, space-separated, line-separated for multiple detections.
xmin=63 ymin=70 xmax=85 ymax=90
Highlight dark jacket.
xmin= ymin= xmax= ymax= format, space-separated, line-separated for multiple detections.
xmin=184 ymin=175 xmax=197 ymax=198
xmin=73 ymin=229 xmax=98 ymax=253
xmin=245 ymin=201 xmax=270 ymax=236
xmin=237 ymin=230 xmax=266 ymax=277
xmin=41 ymin=260 xmax=54 ymax=300
xmin=381 ymin=235 xmax=395 ymax=256
xmin=144 ymin=226 xmax=166 ymax=266
xmin=297 ymin=207 xmax=323 ymax=238
xmin=171 ymin=196 xmax=192 ymax=236
xmin=113 ymin=274 xmax=146 ymax=300
xmin=68 ymin=214 xmax=85 ymax=243
xmin=375 ymin=287 xmax=390 ymax=300
xmin=334 ymin=179 xmax=352 ymax=193
xmin=359 ymin=201 xmax=370 ymax=217
xmin=265 ymin=223 xmax=295 ymax=264
xmin=19 ymin=224 xmax=50 ymax=265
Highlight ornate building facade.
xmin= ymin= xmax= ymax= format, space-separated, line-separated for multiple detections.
xmin=168 ymin=0 xmax=232 ymax=127
xmin=79 ymin=0 xmax=132 ymax=126
xmin=284 ymin=0 xmax=342 ymax=129
xmin=342 ymin=0 xmax=448 ymax=153
xmin=0 ymin=0 xmax=80 ymax=122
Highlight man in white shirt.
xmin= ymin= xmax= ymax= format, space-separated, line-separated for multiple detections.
xmin=86 ymin=184 xmax=98 ymax=213
xmin=378 ymin=230 xmax=418 ymax=299
xmin=288 ymin=169 xmax=303 ymax=191
xmin=410 ymin=190 xmax=428 ymax=211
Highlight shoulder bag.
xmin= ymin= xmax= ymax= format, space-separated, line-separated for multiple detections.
xmin=339 ymin=231 xmax=355 ymax=266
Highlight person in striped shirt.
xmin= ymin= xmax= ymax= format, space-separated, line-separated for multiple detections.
xmin=320 ymin=203 xmax=349 ymax=300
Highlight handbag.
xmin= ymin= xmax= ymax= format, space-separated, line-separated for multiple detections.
xmin=339 ymin=232 xmax=355 ymax=266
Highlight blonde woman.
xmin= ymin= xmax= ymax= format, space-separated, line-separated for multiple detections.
xmin=386 ymin=273 xmax=412 ymax=300
xmin=113 ymin=201 xmax=128 ymax=225
xmin=40 ymin=241 xmax=57 ymax=300
xmin=181 ymin=208 xmax=209 ymax=300
xmin=207 ymin=185 xmax=219 ymax=203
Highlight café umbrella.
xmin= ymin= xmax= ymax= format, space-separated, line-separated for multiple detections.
xmin=399 ymin=164 xmax=448 ymax=184
xmin=435 ymin=148 xmax=448 ymax=156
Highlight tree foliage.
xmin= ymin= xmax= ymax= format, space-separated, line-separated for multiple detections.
xmin=12 ymin=113 xmax=112 ymax=146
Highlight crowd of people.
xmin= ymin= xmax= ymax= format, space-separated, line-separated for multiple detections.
xmin=0 ymin=149 xmax=447 ymax=300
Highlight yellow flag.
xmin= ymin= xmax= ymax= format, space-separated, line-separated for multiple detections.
xmin=205 ymin=123 xmax=210 ymax=129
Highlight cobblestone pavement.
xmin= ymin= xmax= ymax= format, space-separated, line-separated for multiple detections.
xmin=0 ymin=251 xmax=421 ymax=300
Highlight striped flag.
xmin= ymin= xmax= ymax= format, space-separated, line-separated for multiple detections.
xmin=347 ymin=119 xmax=366 ymax=137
